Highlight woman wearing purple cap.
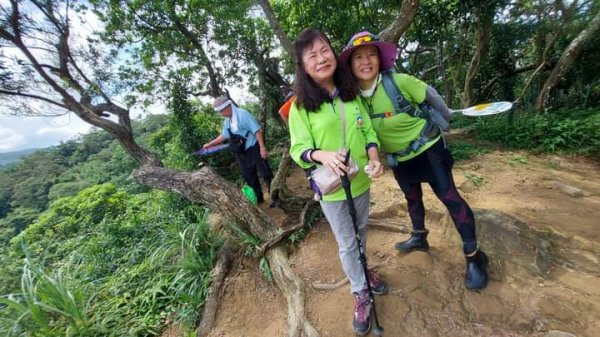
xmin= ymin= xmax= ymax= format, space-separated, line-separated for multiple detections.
xmin=340 ymin=31 xmax=489 ymax=290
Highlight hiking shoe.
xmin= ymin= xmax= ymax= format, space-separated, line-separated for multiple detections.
xmin=352 ymin=290 xmax=372 ymax=335
xmin=367 ymin=269 xmax=388 ymax=295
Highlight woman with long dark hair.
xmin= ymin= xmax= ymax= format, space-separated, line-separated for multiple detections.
xmin=288 ymin=28 xmax=385 ymax=335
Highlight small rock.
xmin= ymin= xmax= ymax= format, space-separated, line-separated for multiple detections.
xmin=552 ymin=181 xmax=585 ymax=197
xmin=459 ymin=179 xmax=477 ymax=193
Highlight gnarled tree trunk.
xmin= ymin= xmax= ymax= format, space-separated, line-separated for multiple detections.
xmin=132 ymin=165 xmax=319 ymax=336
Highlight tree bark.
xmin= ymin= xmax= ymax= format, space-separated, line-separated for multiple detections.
xmin=196 ymin=240 xmax=238 ymax=337
xmin=378 ymin=0 xmax=420 ymax=43
xmin=259 ymin=0 xmax=295 ymax=62
xmin=133 ymin=166 xmax=279 ymax=239
xmin=269 ymin=146 xmax=309 ymax=213
xmin=461 ymin=2 xmax=495 ymax=107
xmin=535 ymin=9 xmax=600 ymax=111
xmin=267 ymin=246 xmax=319 ymax=337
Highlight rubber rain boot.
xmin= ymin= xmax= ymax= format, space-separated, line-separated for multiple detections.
xmin=465 ymin=249 xmax=489 ymax=290
xmin=394 ymin=229 xmax=430 ymax=252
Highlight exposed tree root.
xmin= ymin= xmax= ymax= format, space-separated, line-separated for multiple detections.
xmin=312 ymin=258 xmax=391 ymax=291
xmin=196 ymin=240 xmax=238 ymax=336
xmin=258 ymin=199 xmax=320 ymax=255
xmin=368 ymin=219 xmax=409 ymax=233
xmin=267 ymin=246 xmax=319 ymax=337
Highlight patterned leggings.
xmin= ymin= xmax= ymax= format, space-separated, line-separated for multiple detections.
xmin=392 ymin=150 xmax=477 ymax=254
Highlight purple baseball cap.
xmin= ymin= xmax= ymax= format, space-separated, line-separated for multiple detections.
xmin=339 ymin=31 xmax=398 ymax=71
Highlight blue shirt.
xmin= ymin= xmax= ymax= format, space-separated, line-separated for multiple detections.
xmin=221 ymin=106 xmax=260 ymax=150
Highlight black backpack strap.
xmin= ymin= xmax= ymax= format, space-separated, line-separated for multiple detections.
xmin=379 ymin=71 xmax=447 ymax=158
xmin=380 ymin=70 xmax=425 ymax=118
xmin=227 ymin=127 xmax=248 ymax=139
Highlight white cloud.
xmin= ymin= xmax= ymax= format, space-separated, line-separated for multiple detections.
xmin=0 ymin=125 xmax=26 ymax=151
xmin=0 ymin=114 xmax=92 ymax=153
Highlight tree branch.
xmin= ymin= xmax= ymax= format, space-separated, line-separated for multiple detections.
xmin=379 ymin=0 xmax=420 ymax=43
xmin=0 ymin=89 xmax=68 ymax=109
xmin=258 ymin=0 xmax=294 ymax=62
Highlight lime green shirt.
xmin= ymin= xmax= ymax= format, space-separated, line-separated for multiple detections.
xmin=358 ymin=73 xmax=440 ymax=162
xmin=288 ymin=96 xmax=379 ymax=201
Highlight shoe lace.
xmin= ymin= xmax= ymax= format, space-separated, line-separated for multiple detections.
xmin=354 ymin=291 xmax=371 ymax=320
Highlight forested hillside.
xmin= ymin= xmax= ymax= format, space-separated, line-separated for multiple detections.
xmin=0 ymin=148 xmax=39 ymax=166
xmin=0 ymin=0 xmax=599 ymax=336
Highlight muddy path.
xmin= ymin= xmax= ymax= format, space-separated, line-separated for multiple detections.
xmin=206 ymin=150 xmax=600 ymax=337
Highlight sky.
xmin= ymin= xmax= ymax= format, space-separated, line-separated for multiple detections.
xmin=0 ymin=2 xmax=253 ymax=154
xmin=0 ymin=114 xmax=91 ymax=152
xmin=0 ymin=2 xmax=95 ymax=153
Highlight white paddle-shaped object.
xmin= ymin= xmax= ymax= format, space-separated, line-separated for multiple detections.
xmin=452 ymin=101 xmax=513 ymax=117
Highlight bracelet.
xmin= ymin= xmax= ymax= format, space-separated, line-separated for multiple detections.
xmin=308 ymin=149 xmax=316 ymax=162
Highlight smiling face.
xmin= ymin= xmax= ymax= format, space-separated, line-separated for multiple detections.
xmin=350 ymin=45 xmax=380 ymax=89
xmin=301 ymin=37 xmax=337 ymax=91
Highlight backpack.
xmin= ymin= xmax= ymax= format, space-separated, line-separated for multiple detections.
xmin=227 ymin=128 xmax=248 ymax=154
xmin=379 ymin=70 xmax=450 ymax=158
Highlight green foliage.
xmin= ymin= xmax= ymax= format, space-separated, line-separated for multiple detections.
xmin=274 ymin=0 xmax=402 ymax=52
xmin=163 ymin=81 xmax=201 ymax=170
xmin=148 ymin=99 xmax=239 ymax=178
xmin=0 ymin=207 xmax=39 ymax=241
xmin=228 ymin=223 xmax=261 ymax=257
xmin=288 ymin=207 xmax=323 ymax=244
xmin=0 ymin=185 xmax=222 ymax=336
xmin=450 ymin=140 xmax=492 ymax=161
xmin=259 ymin=257 xmax=272 ymax=281
xmin=0 ymin=260 xmax=92 ymax=337
xmin=463 ymin=108 xmax=600 ymax=156
xmin=0 ymin=115 xmax=165 ymax=245
xmin=509 ymin=154 xmax=529 ymax=166
xmin=462 ymin=172 xmax=487 ymax=186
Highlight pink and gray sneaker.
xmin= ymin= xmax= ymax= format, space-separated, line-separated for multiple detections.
xmin=352 ymin=289 xmax=372 ymax=335
xmin=367 ymin=269 xmax=388 ymax=295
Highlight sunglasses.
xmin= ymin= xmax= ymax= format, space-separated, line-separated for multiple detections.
xmin=351 ymin=34 xmax=380 ymax=47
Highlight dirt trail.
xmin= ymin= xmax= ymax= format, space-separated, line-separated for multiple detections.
xmin=206 ymin=150 xmax=600 ymax=337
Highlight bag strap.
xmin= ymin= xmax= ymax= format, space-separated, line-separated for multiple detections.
xmin=377 ymin=71 xmax=426 ymax=119
xmin=338 ymin=99 xmax=347 ymax=149
xmin=227 ymin=127 xmax=248 ymax=139
xmin=305 ymin=96 xmax=348 ymax=171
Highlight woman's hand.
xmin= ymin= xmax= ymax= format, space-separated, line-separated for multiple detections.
xmin=312 ymin=150 xmax=348 ymax=176
xmin=366 ymin=159 xmax=383 ymax=178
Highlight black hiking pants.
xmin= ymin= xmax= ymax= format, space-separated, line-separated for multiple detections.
xmin=236 ymin=142 xmax=273 ymax=204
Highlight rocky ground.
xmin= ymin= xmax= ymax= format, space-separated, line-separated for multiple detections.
xmin=204 ymin=150 xmax=600 ymax=337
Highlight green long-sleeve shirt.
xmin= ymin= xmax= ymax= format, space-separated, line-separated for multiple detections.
xmin=288 ymin=96 xmax=379 ymax=201
xmin=358 ymin=73 xmax=440 ymax=161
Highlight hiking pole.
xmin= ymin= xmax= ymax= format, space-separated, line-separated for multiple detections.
xmin=340 ymin=150 xmax=384 ymax=336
